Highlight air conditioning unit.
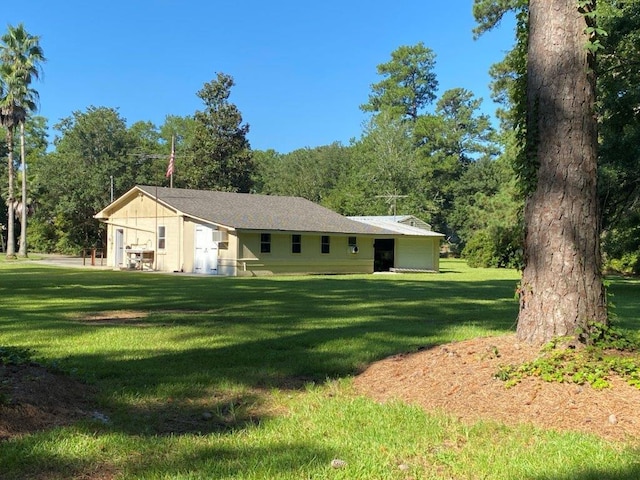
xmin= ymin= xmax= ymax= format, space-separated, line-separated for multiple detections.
xmin=212 ymin=230 xmax=228 ymax=242
xmin=349 ymin=245 xmax=359 ymax=254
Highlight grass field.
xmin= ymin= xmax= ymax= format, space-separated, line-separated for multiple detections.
xmin=0 ymin=258 xmax=639 ymax=479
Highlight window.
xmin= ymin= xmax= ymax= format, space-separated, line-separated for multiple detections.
xmin=321 ymin=235 xmax=330 ymax=254
xmin=291 ymin=234 xmax=302 ymax=254
xmin=348 ymin=236 xmax=358 ymax=253
xmin=158 ymin=226 xmax=166 ymax=250
xmin=260 ymin=233 xmax=271 ymax=253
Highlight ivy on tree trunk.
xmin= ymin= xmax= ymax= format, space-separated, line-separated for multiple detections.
xmin=517 ymin=0 xmax=607 ymax=344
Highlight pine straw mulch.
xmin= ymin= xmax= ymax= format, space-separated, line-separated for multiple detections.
xmin=0 ymin=362 xmax=98 ymax=441
xmin=353 ymin=334 xmax=640 ymax=444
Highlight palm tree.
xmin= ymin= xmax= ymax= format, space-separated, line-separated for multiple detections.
xmin=0 ymin=24 xmax=45 ymax=258
xmin=0 ymin=67 xmax=18 ymax=258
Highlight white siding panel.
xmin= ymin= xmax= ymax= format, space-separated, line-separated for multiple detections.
xmin=395 ymin=237 xmax=436 ymax=271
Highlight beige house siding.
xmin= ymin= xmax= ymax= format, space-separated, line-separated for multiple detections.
xmin=394 ymin=237 xmax=440 ymax=272
xmin=235 ymin=232 xmax=375 ymax=276
xmin=218 ymin=230 xmax=239 ymax=276
xmin=182 ymin=219 xmax=196 ymax=273
xmin=105 ymin=193 xmax=182 ymax=270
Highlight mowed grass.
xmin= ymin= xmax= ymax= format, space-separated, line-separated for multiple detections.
xmin=0 ymin=258 xmax=639 ymax=479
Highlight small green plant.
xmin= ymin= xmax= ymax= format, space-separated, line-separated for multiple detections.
xmin=579 ymin=321 xmax=637 ymax=350
xmin=496 ymin=321 xmax=640 ymax=390
xmin=0 ymin=346 xmax=33 ymax=365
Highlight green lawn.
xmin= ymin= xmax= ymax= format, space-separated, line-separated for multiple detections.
xmin=1 ymin=258 xmax=639 ymax=479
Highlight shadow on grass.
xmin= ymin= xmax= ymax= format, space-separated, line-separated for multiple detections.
xmin=0 ymin=265 xmax=522 ymax=437
xmin=530 ymin=464 xmax=640 ymax=480
xmin=104 ymin=390 xmax=266 ymax=436
xmin=2 ymin=435 xmax=335 ymax=480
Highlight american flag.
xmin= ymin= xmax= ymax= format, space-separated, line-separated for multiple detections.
xmin=165 ymin=151 xmax=175 ymax=178
xmin=165 ymin=136 xmax=175 ymax=178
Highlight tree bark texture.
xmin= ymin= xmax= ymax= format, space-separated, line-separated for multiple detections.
xmin=518 ymin=0 xmax=607 ymax=344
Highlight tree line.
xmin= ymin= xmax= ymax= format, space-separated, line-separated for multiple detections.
xmin=2 ymin=41 xmax=516 ymax=266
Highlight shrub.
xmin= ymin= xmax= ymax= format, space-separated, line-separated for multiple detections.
xmin=463 ymin=225 xmax=522 ymax=269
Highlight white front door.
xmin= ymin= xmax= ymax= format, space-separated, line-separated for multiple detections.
xmin=194 ymin=225 xmax=218 ymax=274
xmin=115 ymin=229 xmax=124 ymax=268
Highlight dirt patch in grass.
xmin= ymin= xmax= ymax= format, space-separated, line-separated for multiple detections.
xmin=79 ymin=310 xmax=152 ymax=326
xmin=77 ymin=309 xmax=223 ymax=327
xmin=354 ymin=334 xmax=640 ymax=443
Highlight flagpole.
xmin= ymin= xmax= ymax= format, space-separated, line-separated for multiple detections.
xmin=170 ymin=135 xmax=175 ymax=189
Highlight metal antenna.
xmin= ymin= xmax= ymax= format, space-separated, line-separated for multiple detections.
xmin=375 ymin=193 xmax=408 ymax=217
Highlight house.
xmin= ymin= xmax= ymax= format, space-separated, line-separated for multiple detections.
xmin=94 ymin=186 xmax=443 ymax=276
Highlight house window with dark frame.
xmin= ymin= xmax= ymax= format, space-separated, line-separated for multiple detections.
xmin=321 ymin=235 xmax=330 ymax=254
xmin=158 ymin=225 xmax=166 ymax=250
xmin=291 ymin=234 xmax=302 ymax=254
xmin=260 ymin=233 xmax=271 ymax=253
xmin=348 ymin=236 xmax=357 ymax=247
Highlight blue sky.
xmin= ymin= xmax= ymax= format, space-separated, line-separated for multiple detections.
xmin=8 ymin=1 xmax=515 ymax=153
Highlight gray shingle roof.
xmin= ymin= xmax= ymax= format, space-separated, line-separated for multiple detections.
xmin=136 ymin=186 xmax=392 ymax=235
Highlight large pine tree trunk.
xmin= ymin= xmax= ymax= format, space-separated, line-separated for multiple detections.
xmin=517 ymin=0 xmax=607 ymax=344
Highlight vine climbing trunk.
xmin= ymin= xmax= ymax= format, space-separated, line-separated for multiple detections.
xmin=517 ymin=0 xmax=607 ymax=344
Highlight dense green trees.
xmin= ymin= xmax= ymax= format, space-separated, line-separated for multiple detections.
xmin=31 ymin=107 xmax=135 ymax=250
xmin=598 ymin=0 xmax=640 ymax=274
xmin=361 ymin=42 xmax=438 ymax=121
xmin=414 ymin=87 xmax=498 ymax=238
xmin=255 ymin=142 xmax=350 ymax=203
xmin=180 ymin=73 xmax=253 ymax=192
xmin=451 ymin=153 xmax=521 ymax=268
xmin=344 ymin=112 xmax=424 ymax=217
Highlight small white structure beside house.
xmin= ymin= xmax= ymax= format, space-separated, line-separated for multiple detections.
xmin=349 ymin=216 xmax=444 ymax=273
xmin=94 ymin=186 xmax=443 ymax=276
